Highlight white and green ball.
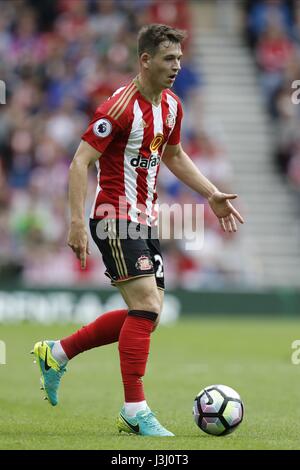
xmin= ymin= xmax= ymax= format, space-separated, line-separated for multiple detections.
xmin=193 ymin=384 xmax=244 ymax=436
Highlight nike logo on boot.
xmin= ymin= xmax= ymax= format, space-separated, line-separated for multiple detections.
xmin=121 ymin=415 xmax=139 ymax=433
xmin=44 ymin=348 xmax=51 ymax=371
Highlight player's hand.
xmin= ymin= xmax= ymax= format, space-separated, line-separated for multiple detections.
xmin=67 ymin=221 xmax=91 ymax=269
xmin=208 ymin=191 xmax=244 ymax=232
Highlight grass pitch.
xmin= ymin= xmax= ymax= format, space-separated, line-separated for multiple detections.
xmin=1 ymin=316 xmax=300 ymax=450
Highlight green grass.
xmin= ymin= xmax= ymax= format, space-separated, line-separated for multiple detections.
xmin=0 ymin=316 xmax=300 ymax=450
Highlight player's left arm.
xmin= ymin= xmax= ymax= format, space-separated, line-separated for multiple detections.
xmin=162 ymin=143 xmax=244 ymax=232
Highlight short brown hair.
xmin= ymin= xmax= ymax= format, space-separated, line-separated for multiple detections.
xmin=137 ymin=24 xmax=187 ymax=57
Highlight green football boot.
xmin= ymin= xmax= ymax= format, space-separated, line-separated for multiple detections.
xmin=32 ymin=340 xmax=66 ymax=406
xmin=117 ymin=406 xmax=174 ymax=436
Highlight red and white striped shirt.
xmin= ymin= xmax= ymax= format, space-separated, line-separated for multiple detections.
xmin=82 ymin=79 xmax=183 ymax=226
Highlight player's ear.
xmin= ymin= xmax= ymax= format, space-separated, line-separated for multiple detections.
xmin=140 ymin=52 xmax=151 ymax=70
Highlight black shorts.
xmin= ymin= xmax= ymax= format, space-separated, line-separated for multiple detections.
xmin=90 ymin=219 xmax=165 ymax=290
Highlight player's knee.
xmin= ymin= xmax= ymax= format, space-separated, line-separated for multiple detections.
xmin=142 ymin=297 xmax=161 ymax=314
xmin=131 ymin=290 xmax=161 ymax=314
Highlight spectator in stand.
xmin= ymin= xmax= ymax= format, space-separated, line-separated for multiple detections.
xmin=256 ymin=21 xmax=295 ymax=115
xmin=148 ymin=0 xmax=190 ymax=32
xmin=245 ymin=0 xmax=293 ymax=49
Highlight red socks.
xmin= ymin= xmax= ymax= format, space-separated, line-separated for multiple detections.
xmin=118 ymin=310 xmax=158 ymax=402
xmin=61 ymin=309 xmax=128 ymax=360
xmin=60 ymin=308 xmax=158 ymax=405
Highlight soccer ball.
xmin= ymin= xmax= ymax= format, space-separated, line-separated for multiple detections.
xmin=193 ymin=384 xmax=244 ymax=436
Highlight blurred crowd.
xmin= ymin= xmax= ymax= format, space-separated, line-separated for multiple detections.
xmin=0 ymin=0 xmax=246 ymax=289
xmin=245 ymin=0 xmax=300 ymax=195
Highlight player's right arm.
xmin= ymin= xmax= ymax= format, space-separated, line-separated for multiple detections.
xmin=69 ymin=88 xmax=128 ymax=268
xmin=67 ymin=140 xmax=101 ymax=269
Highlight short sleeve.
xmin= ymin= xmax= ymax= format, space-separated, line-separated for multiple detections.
xmin=81 ymin=110 xmax=121 ymax=154
xmin=167 ymin=100 xmax=183 ymax=146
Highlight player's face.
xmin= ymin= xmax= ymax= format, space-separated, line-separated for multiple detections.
xmin=149 ymin=41 xmax=182 ymax=89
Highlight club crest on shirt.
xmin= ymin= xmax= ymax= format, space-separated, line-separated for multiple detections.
xmin=93 ymin=118 xmax=112 ymax=138
xmin=165 ymin=114 xmax=175 ymax=128
xmin=135 ymin=255 xmax=153 ymax=271
xmin=150 ymin=133 xmax=164 ymax=153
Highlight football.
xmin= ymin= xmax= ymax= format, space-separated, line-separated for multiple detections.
xmin=193 ymin=384 xmax=244 ymax=436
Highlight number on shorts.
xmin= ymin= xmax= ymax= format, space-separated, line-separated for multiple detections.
xmin=154 ymin=254 xmax=164 ymax=278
